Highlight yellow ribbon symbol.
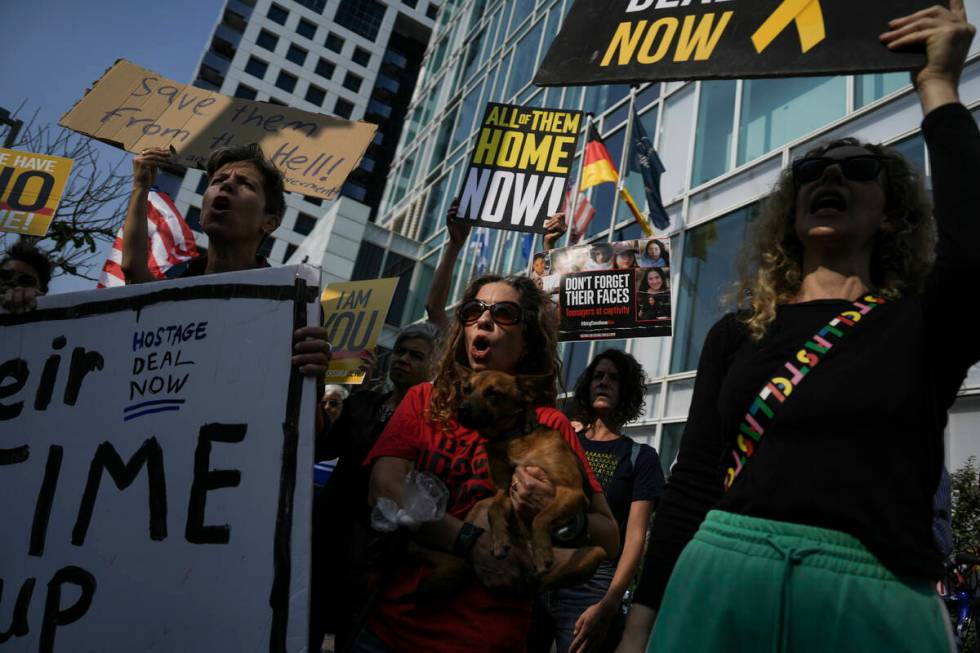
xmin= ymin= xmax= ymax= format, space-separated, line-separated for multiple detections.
xmin=751 ymin=0 xmax=826 ymax=54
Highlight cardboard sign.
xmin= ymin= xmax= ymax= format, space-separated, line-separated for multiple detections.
xmin=0 ymin=147 xmax=74 ymax=237
xmin=60 ymin=60 xmax=377 ymax=201
xmin=532 ymin=238 xmax=672 ymax=341
xmin=0 ymin=266 xmax=318 ymax=652
xmin=456 ymin=103 xmax=582 ymax=234
xmin=321 ymin=277 xmax=399 ymax=384
xmin=534 ymin=0 xmax=929 ymax=86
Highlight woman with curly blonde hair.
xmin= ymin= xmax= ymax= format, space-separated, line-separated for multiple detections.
xmin=359 ymin=274 xmax=619 ymax=653
xmin=619 ymin=4 xmax=980 ymax=653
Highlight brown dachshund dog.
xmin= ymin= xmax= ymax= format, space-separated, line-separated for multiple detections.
xmin=456 ymin=368 xmax=605 ymax=579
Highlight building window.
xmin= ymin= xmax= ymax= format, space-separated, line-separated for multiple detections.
xmin=256 ymin=29 xmax=278 ymax=52
xmin=335 ymin=0 xmax=386 ymax=41
xmin=325 ymin=32 xmax=344 ymax=53
xmin=343 ymin=72 xmax=363 ymax=93
xmin=315 ymin=57 xmax=335 ymax=80
xmin=383 ymin=251 xmax=415 ymax=326
xmin=352 ymin=47 xmax=371 ymax=67
xmin=670 ymin=204 xmax=759 ymax=374
xmin=306 ymin=196 xmax=323 ymax=206
xmin=351 ymin=242 xmax=385 ymax=280
xmin=245 ymin=56 xmax=268 ymax=79
xmin=286 ymin=44 xmax=308 ymax=66
xmin=305 ymin=84 xmax=326 ymax=106
xmin=334 ymin=98 xmax=354 ymax=119
xmin=267 ymin=3 xmax=288 ymax=25
xmin=403 ymin=0 xmax=418 ymax=7
xmin=267 ymin=97 xmax=288 ymax=106
xmin=195 ymin=174 xmax=209 ymax=195
xmin=296 ymin=18 xmax=317 ymax=40
xmin=284 ymin=244 xmax=298 ymax=261
xmin=185 ymin=206 xmax=202 ymax=232
xmin=294 ymin=213 xmax=317 ymax=235
xmin=342 ymin=181 xmax=368 ymax=201
xmin=737 ymin=76 xmax=846 ymax=165
xmin=258 ymin=237 xmax=275 ymax=259
xmin=234 ymin=84 xmax=258 ymax=100
xmin=276 ymin=70 xmax=298 ymax=93
xmin=855 ymin=72 xmax=908 ymax=108
xmin=692 ymin=80 xmax=736 ymax=187
xmin=426 ymin=3 xmax=438 ymax=20
xmin=506 ymin=21 xmax=544 ymax=99
xmin=294 ymin=0 xmax=326 ymax=12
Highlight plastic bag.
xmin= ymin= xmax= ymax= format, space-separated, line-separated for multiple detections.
xmin=371 ymin=471 xmax=449 ymax=532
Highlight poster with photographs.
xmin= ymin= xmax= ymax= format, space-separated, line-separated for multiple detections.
xmin=531 ymin=238 xmax=672 ymax=341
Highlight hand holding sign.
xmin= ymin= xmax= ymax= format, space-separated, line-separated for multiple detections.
xmin=880 ymin=0 xmax=975 ymax=112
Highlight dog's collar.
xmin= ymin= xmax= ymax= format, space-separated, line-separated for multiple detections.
xmin=492 ymin=413 xmax=542 ymax=441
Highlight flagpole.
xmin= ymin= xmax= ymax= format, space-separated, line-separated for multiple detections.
xmin=617 ymin=86 xmax=638 ymax=231
xmin=567 ymin=112 xmax=593 ymax=247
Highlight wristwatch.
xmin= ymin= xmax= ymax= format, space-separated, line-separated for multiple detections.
xmin=453 ymin=521 xmax=486 ymax=558
xmin=551 ymin=511 xmax=587 ymax=544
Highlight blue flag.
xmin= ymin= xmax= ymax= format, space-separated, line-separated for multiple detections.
xmin=628 ymin=108 xmax=670 ymax=231
xmin=521 ymin=233 xmax=534 ymax=262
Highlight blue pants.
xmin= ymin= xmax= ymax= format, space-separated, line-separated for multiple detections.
xmin=527 ymin=561 xmax=624 ymax=653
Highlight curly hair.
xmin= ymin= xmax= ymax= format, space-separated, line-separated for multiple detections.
xmin=731 ymin=138 xmax=935 ymax=341
xmin=572 ymin=349 xmax=647 ymax=428
xmin=429 ymin=274 xmax=562 ymax=432
xmin=2 ymin=239 xmax=53 ymax=292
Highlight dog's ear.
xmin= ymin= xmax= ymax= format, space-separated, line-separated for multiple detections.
xmin=516 ymin=372 xmax=554 ymax=397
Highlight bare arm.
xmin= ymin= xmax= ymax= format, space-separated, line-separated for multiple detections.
xmin=121 ymin=147 xmax=172 ymax=284
xmin=614 ymin=603 xmax=656 ymax=653
xmin=570 ymin=500 xmax=654 ymax=653
xmin=426 ymin=197 xmax=468 ymax=334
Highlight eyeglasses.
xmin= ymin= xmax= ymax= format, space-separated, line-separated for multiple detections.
xmin=457 ymin=299 xmax=522 ymax=326
xmin=0 ymin=269 xmax=39 ymax=288
xmin=792 ymin=155 xmax=887 ymax=186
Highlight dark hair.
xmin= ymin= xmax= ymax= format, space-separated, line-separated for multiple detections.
xmin=638 ymin=266 xmax=668 ymax=293
xmin=573 ymin=349 xmax=646 ymax=427
xmin=395 ymin=321 xmax=440 ymax=349
xmin=644 ymin=239 xmax=669 ymax=266
xmin=429 ymin=274 xmax=561 ymax=430
xmin=206 ymin=144 xmax=286 ymax=220
xmin=590 ymin=243 xmax=613 ymax=262
xmin=2 ymin=239 xmax=53 ymax=292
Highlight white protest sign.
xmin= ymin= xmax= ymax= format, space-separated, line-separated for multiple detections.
xmin=0 ymin=266 xmax=318 ymax=652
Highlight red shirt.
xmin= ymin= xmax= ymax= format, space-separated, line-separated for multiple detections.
xmin=363 ymin=383 xmax=602 ymax=653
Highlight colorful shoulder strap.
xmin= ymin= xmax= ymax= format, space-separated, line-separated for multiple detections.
xmin=723 ymin=294 xmax=886 ymax=491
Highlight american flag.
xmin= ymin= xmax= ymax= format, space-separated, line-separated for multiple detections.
xmin=98 ymin=188 xmax=200 ymax=288
xmin=564 ymin=188 xmax=596 ymax=244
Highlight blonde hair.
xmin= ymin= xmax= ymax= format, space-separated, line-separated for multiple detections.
xmin=731 ymin=138 xmax=935 ymax=340
xmin=428 ymin=275 xmax=562 ymax=432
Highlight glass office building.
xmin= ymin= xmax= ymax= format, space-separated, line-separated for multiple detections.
xmin=374 ymin=0 xmax=980 ymax=472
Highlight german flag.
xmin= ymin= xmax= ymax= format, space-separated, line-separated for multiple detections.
xmin=580 ymin=125 xmax=619 ymax=190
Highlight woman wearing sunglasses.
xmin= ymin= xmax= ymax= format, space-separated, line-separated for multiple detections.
xmin=617 ymin=4 xmax=979 ymax=653
xmin=360 ymin=275 xmax=619 ymax=653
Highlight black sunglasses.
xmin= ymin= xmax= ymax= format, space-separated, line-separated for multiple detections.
xmin=457 ymin=299 xmax=523 ymax=326
xmin=792 ymin=155 xmax=887 ymax=186
xmin=0 ymin=269 xmax=39 ymax=289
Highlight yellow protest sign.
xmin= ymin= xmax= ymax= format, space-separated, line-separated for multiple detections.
xmin=59 ymin=60 xmax=376 ymax=201
xmin=0 ymin=148 xmax=74 ymax=237
xmin=321 ymin=277 xmax=399 ymax=384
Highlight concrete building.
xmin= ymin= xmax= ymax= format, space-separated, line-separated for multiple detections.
xmin=369 ymin=0 xmax=980 ymax=472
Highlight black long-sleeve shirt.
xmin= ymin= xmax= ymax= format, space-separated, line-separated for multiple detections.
xmin=635 ymin=103 xmax=980 ymax=610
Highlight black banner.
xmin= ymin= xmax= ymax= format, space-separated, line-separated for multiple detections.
xmin=534 ymin=0 xmax=929 ymax=86
xmin=455 ymin=102 xmax=583 ymax=234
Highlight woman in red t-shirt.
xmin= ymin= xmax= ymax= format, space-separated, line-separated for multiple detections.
xmin=359 ymin=274 xmax=620 ymax=653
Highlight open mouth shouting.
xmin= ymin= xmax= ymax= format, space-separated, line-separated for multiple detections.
xmin=808 ymin=187 xmax=848 ymax=216
xmin=210 ymin=194 xmax=232 ymax=215
xmin=470 ymin=334 xmax=491 ymax=362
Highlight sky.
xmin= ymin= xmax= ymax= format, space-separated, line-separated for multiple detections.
xmin=0 ymin=0 xmax=224 ymax=293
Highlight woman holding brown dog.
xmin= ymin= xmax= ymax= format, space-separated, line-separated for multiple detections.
xmin=529 ymin=349 xmax=665 ymax=653
xmin=619 ymin=3 xmax=979 ymax=652
xmin=360 ymin=275 xmax=619 ymax=653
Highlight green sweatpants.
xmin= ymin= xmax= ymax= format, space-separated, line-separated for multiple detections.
xmin=648 ymin=510 xmax=953 ymax=653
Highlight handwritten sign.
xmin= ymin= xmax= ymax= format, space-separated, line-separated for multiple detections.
xmin=534 ymin=238 xmax=672 ymax=341
xmin=0 ymin=266 xmax=318 ymax=652
xmin=59 ymin=60 xmax=376 ymax=200
xmin=321 ymin=277 xmax=399 ymax=384
xmin=534 ymin=0 xmax=929 ymax=86
xmin=0 ymin=147 xmax=74 ymax=237
xmin=456 ymin=102 xmax=582 ymax=234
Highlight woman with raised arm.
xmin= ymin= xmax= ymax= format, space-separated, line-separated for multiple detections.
xmin=618 ymin=4 xmax=978 ymax=652
xmin=359 ymin=274 xmax=620 ymax=653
